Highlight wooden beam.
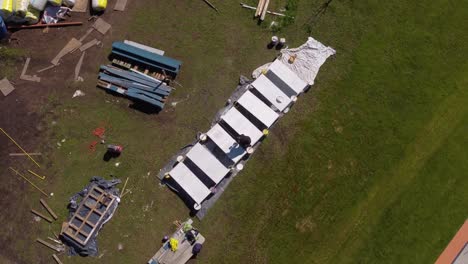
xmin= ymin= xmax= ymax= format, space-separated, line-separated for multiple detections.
xmin=36 ymin=238 xmax=62 ymax=252
xmin=241 ymin=3 xmax=287 ymax=17
xmin=9 ymin=152 xmax=42 ymax=156
xmin=260 ymin=0 xmax=270 ymax=21
xmin=40 ymin=199 xmax=58 ymax=220
xmin=255 ymin=0 xmax=265 ymax=17
xmin=202 ymin=0 xmax=219 ymax=12
xmin=52 ymin=254 xmax=63 ymax=264
xmin=31 ymin=209 xmax=53 ymax=223
xmin=8 ymin=22 xmax=83 ymax=29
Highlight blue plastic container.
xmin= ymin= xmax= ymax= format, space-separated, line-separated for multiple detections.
xmin=0 ymin=16 xmax=7 ymax=40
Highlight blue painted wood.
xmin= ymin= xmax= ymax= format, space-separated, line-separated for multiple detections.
xmin=127 ymin=88 xmax=165 ymax=109
xmin=100 ymin=65 xmax=172 ymax=92
xmin=98 ymin=73 xmax=171 ymax=96
xmin=111 ymin=42 xmax=182 ymax=76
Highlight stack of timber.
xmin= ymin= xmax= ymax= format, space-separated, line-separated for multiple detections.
xmin=97 ymin=65 xmax=173 ymax=110
xmin=110 ymin=41 xmax=182 ymax=83
xmin=255 ymin=0 xmax=271 ymax=21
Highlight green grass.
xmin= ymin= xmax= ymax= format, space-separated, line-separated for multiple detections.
xmin=0 ymin=47 xmax=25 ymax=78
xmin=13 ymin=0 xmax=468 ymax=263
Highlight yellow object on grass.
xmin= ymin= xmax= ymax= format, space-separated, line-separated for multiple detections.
xmin=169 ymin=238 xmax=179 ymax=252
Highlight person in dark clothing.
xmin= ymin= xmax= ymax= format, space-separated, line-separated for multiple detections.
xmin=237 ymin=134 xmax=251 ymax=148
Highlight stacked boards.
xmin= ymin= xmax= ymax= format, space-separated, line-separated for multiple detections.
xmin=254 ymin=0 xmax=270 ymax=21
xmin=97 ymin=65 xmax=172 ymax=110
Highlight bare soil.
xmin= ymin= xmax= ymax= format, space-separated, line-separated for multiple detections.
xmin=0 ymin=6 xmax=136 ymax=262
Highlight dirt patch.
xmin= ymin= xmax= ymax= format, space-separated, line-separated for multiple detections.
xmin=296 ymin=215 xmax=316 ymax=233
xmin=0 ymin=5 xmax=141 ymax=263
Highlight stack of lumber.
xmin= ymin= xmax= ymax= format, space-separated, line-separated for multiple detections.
xmin=96 ymin=65 xmax=173 ymax=110
xmin=255 ymin=0 xmax=271 ymax=21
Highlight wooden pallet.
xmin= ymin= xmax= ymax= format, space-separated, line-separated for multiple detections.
xmin=61 ymin=186 xmax=117 ymax=246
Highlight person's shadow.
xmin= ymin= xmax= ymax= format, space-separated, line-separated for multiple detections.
xmin=103 ymin=151 xmax=121 ymax=162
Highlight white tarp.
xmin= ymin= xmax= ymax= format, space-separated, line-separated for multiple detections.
xmin=253 ymin=36 xmax=336 ymax=85
xmin=169 ymin=163 xmax=211 ymax=205
xmin=237 ymin=90 xmax=279 ymax=127
xmin=207 ymin=124 xmax=246 ymax=163
xmin=186 ymin=143 xmax=229 ymax=184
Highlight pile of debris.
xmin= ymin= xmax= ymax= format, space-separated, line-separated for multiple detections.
xmin=148 ymin=219 xmax=205 ymax=264
xmin=60 ymin=177 xmax=121 ymax=256
xmin=96 ymin=41 xmax=182 ymax=110
xmin=0 ymin=0 xmax=83 ymax=31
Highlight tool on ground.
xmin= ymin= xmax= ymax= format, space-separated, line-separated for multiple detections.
xmin=1 ymin=128 xmax=41 ymax=167
xmin=28 ymin=169 xmax=46 ymax=180
xmin=9 ymin=167 xmax=48 ymax=196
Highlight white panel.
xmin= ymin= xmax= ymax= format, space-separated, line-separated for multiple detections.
xmin=237 ymin=90 xmax=279 ymax=127
xmin=186 ymin=143 xmax=230 ymax=184
xmin=169 ymin=163 xmax=211 ymax=205
xmin=222 ymin=108 xmax=263 ymax=144
xmin=251 ymin=75 xmax=291 ymax=111
xmin=268 ymin=60 xmax=308 ymax=94
xmin=207 ymin=124 xmax=246 ymax=163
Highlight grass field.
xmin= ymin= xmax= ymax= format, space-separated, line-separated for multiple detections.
xmin=6 ymin=0 xmax=468 ymax=263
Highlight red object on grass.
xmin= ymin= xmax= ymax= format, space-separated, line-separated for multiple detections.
xmin=88 ymin=141 xmax=98 ymax=152
xmin=93 ymin=127 xmax=106 ymax=138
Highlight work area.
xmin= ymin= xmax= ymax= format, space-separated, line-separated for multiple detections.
xmin=1 ymin=0 xmax=467 ymax=264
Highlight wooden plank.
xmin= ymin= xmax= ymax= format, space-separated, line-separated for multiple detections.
xmin=255 ymin=0 xmax=264 ymax=17
xmin=9 ymin=152 xmax=42 ymax=156
xmin=51 ymin=38 xmax=82 ymax=65
xmin=241 ymin=3 xmax=287 ymax=17
xmin=114 ymin=0 xmax=128 ymax=11
xmin=79 ymin=39 xmax=100 ymax=52
xmin=79 ymin=28 xmax=94 ymax=42
xmin=7 ymin=22 xmax=83 ymax=29
xmin=260 ymin=0 xmax=270 ymax=20
xmin=40 ymin=198 xmax=58 ymax=220
xmin=52 ymin=254 xmax=63 ymax=264
xmin=31 ymin=209 xmax=53 ymax=223
xmin=36 ymin=238 xmax=62 ymax=252
xmin=0 ymin=78 xmax=15 ymax=97
xmin=202 ymin=0 xmax=219 ymax=12
xmin=74 ymin=52 xmax=85 ymax=81
xmin=93 ymin=18 xmax=111 ymax=35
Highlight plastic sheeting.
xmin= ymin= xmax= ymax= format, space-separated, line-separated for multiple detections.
xmin=62 ymin=177 xmax=121 ymax=256
xmin=253 ymin=36 xmax=336 ymax=85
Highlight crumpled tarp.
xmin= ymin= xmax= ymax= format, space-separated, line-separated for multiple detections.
xmin=42 ymin=5 xmax=70 ymax=24
xmin=253 ymin=36 xmax=336 ymax=85
xmin=62 ymin=176 xmax=121 ymax=257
